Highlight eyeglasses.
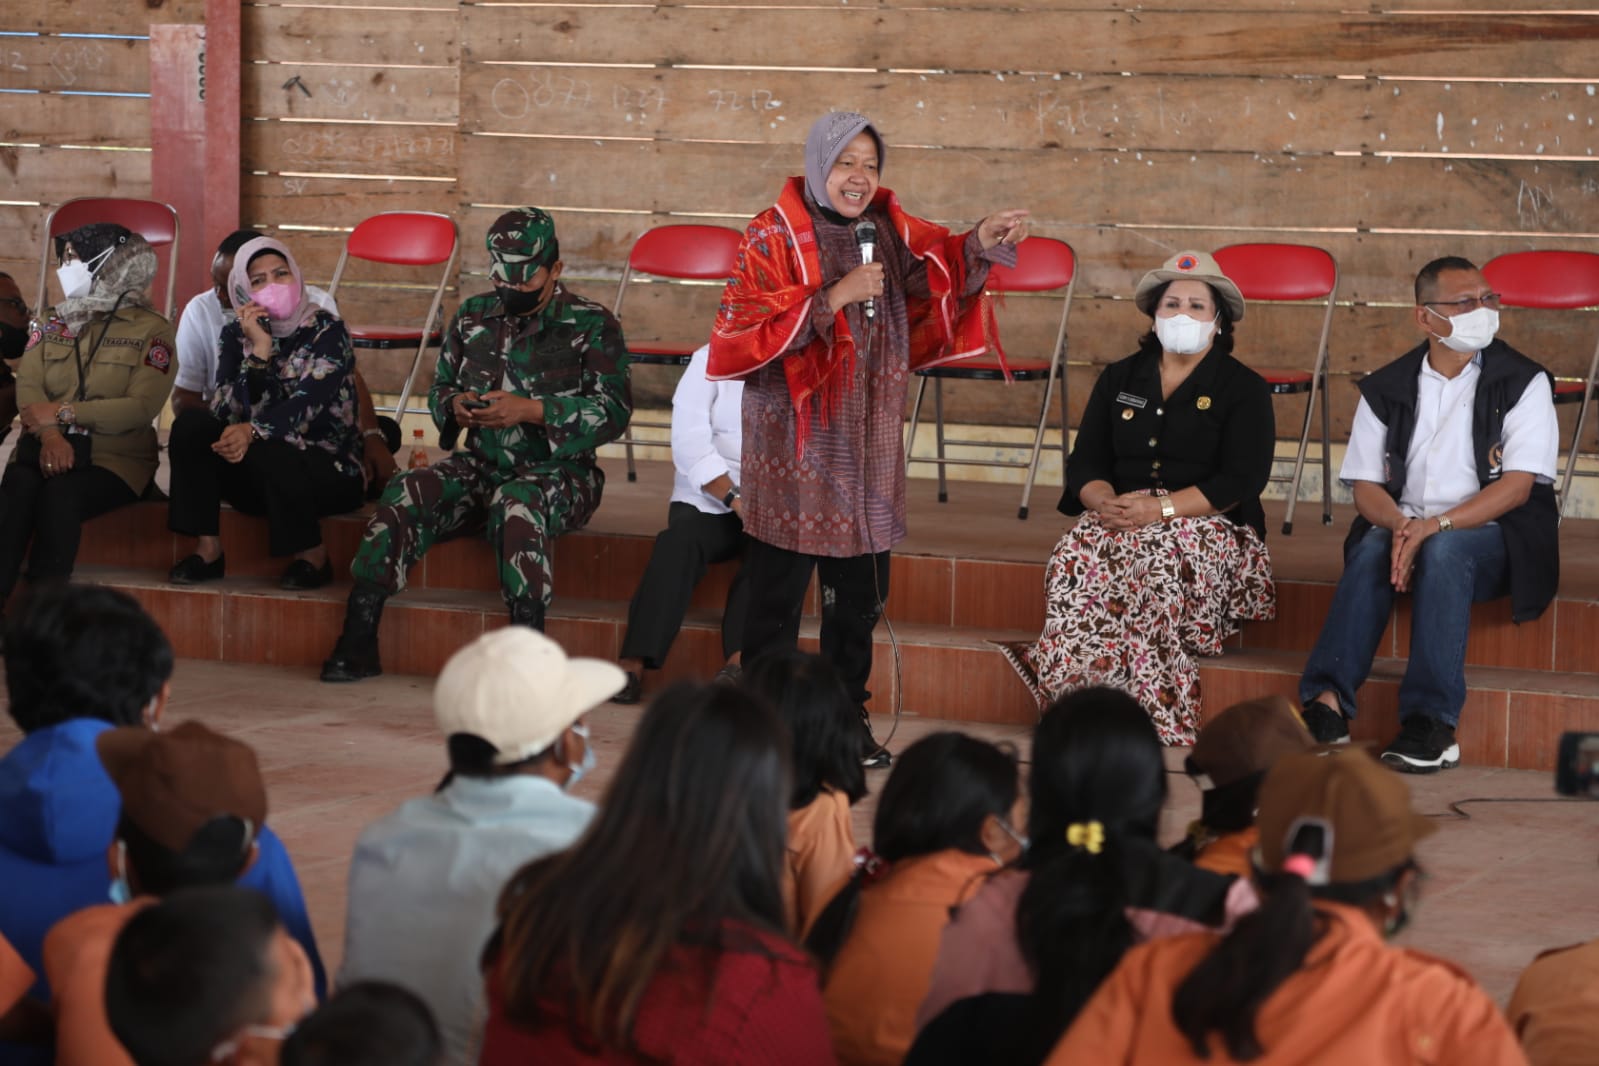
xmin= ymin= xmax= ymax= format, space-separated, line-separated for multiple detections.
xmin=1422 ymin=293 xmax=1502 ymax=314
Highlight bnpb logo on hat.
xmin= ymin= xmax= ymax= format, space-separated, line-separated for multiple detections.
xmin=1176 ymin=255 xmax=1198 ymax=272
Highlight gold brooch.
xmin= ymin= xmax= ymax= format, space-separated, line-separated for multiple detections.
xmin=1197 ymin=396 xmax=1212 ymax=411
xmin=1121 ymin=408 xmax=1135 ymax=420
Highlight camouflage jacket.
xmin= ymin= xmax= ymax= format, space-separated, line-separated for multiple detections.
xmin=429 ymin=284 xmax=631 ymax=471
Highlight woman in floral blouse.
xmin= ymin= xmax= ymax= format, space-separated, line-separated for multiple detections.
xmin=167 ymin=236 xmax=363 ymax=590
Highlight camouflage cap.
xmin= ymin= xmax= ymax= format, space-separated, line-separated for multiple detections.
xmin=486 ymin=207 xmax=560 ymax=284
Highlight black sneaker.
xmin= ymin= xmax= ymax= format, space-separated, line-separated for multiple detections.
xmin=862 ymin=745 xmax=892 ymax=769
xmin=1381 ymin=714 xmax=1460 ymax=774
xmin=1301 ymin=699 xmax=1350 ymax=744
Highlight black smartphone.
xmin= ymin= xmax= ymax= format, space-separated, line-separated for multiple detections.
xmin=462 ymin=398 xmax=491 ymax=410
xmin=1555 ymin=732 xmax=1599 ymax=798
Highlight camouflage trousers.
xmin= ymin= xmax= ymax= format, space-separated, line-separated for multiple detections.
xmin=350 ymin=453 xmax=603 ymax=606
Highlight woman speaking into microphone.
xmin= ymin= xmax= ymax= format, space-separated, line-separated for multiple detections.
xmin=709 ymin=111 xmax=1027 ymax=767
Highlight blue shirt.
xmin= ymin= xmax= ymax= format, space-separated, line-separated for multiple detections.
xmin=339 ymin=773 xmax=594 ymax=1064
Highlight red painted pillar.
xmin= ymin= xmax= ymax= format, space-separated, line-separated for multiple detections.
xmin=149 ymin=0 xmax=239 ymax=313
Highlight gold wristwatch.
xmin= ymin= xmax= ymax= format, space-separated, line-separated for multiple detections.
xmin=1160 ymin=496 xmax=1176 ymax=520
xmin=1436 ymin=513 xmax=1454 ymax=532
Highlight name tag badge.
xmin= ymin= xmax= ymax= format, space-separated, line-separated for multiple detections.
xmin=1115 ymin=392 xmax=1147 ymax=409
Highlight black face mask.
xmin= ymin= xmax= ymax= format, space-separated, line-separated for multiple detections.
xmin=0 ymin=321 xmax=27 ymax=362
xmin=496 ymin=278 xmax=552 ymax=317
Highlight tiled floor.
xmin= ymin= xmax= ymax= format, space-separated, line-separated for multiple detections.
xmin=5 ymin=658 xmax=1595 ymax=1008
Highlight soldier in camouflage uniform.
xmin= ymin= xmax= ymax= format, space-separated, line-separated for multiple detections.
xmin=321 ymin=208 xmax=631 ymax=682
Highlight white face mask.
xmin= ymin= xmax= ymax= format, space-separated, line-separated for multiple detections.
xmin=1154 ymin=313 xmax=1218 ymax=356
xmin=1427 ymin=305 xmax=1499 ymax=354
xmin=57 ymin=261 xmax=94 ymax=300
xmin=56 ymin=245 xmax=113 ymax=300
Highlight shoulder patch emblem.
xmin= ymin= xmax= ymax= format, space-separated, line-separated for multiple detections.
xmin=25 ymin=325 xmax=42 ymax=352
xmin=145 ymin=339 xmax=172 ymax=373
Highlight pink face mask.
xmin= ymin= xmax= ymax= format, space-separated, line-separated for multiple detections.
xmin=253 ymin=282 xmax=300 ymax=321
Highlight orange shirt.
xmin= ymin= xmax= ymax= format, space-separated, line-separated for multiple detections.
xmin=1508 ymin=938 xmax=1599 ymax=1066
xmin=1048 ymin=903 xmax=1527 ymax=1066
xmin=824 ymin=850 xmax=996 ymax=1066
xmin=0 ymin=931 xmax=33 ymax=1017
xmin=1193 ymin=828 xmax=1258 ymax=881
xmin=42 ymin=900 xmax=153 ymax=1066
xmin=785 ymin=789 xmax=856 ymax=938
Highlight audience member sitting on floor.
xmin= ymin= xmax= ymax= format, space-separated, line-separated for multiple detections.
xmin=167 ymin=236 xmax=364 ymax=591
xmin=105 ymin=886 xmax=316 ymax=1066
xmin=1000 ymin=250 xmax=1276 ymax=746
xmin=0 ymin=271 xmax=28 ymax=439
xmin=1508 ymin=934 xmax=1599 ymax=1066
xmin=43 ymin=720 xmax=312 ymax=1066
xmin=1046 ymin=747 xmax=1527 ymax=1064
xmin=339 ymin=627 xmax=620 ymax=1063
xmin=910 ymin=686 xmax=1255 ymax=1066
xmin=171 ymin=229 xmax=400 ymax=498
xmin=615 ymin=343 xmax=747 ymax=704
xmin=478 ymin=682 xmax=836 ymax=1064
xmin=0 ymin=930 xmax=49 ymax=1050
xmin=0 ymin=585 xmax=324 ymax=1002
xmin=1298 ymin=256 xmax=1559 ymax=773
xmin=1171 ymin=695 xmax=1317 ymax=880
xmin=809 ymin=732 xmax=1023 ymax=1066
xmin=281 ymin=981 xmax=442 ymax=1066
xmin=0 ymin=225 xmax=176 ymax=613
xmin=742 ymin=650 xmax=869 ymax=937
xmin=321 ymin=207 xmax=631 ymax=679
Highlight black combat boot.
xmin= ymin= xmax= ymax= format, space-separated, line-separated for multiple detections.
xmin=320 ymin=582 xmax=388 ymax=682
xmin=508 ymin=597 xmax=545 ymax=631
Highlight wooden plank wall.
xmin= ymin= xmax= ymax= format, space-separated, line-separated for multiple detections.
xmin=0 ymin=0 xmax=203 ymax=304
xmin=242 ymin=0 xmax=1599 ymax=436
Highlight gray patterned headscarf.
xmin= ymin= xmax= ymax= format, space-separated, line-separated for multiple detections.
xmin=803 ymin=111 xmax=886 ymax=211
xmin=56 ymin=229 xmax=158 ymax=333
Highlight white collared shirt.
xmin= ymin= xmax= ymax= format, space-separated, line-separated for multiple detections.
xmin=174 ymin=285 xmax=339 ymax=400
xmin=671 ymin=344 xmax=744 ymax=513
xmin=1342 ymin=350 xmax=1558 ymax=518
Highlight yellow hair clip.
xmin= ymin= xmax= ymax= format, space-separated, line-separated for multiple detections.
xmin=1066 ymin=821 xmax=1105 ymax=855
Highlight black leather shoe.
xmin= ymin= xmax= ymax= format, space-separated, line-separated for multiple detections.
xmin=508 ymin=598 xmax=545 ymax=631
xmin=613 ymin=670 xmax=644 ymax=705
xmin=281 ymin=558 xmax=334 ymax=590
xmin=169 ymin=554 xmax=225 ymax=585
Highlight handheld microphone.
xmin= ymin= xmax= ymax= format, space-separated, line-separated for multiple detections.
xmin=855 ymin=220 xmax=877 ymax=320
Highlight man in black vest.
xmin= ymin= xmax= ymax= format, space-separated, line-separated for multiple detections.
xmin=1298 ymin=256 xmax=1560 ymax=772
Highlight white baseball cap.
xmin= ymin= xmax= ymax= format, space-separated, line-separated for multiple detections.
xmin=434 ymin=628 xmax=626 ymax=765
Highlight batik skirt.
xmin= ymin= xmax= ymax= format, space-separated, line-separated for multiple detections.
xmin=999 ymin=507 xmax=1276 ymax=745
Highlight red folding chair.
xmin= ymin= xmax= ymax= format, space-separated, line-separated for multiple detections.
xmin=1482 ymin=250 xmax=1599 ymax=516
xmin=612 ymin=224 xmax=743 ymax=481
xmin=35 ymin=197 xmax=181 ymax=319
xmin=905 ymin=237 xmax=1076 ymax=519
xmin=326 ymin=211 xmax=459 ymax=419
xmin=1213 ymin=243 xmax=1338 ymax=535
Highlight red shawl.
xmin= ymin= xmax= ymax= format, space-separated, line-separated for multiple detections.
xmin=707 ymin=178 xmax=1003 ymax=454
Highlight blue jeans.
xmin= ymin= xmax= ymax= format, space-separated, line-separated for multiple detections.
xmin=1299 ymin=525 xmax=1507 ymax=727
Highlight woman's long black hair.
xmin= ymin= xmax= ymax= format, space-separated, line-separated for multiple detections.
xmin=487 ymin=682 xmax=792 ymax=1051
xmin=1171 ymin=827 xmax=1416 ymax=1061
xmin=1014 ymin=686 xmax=1167 ymax=1061
xmin=741 ymin=649 xmax=868 ymax=809
xmin=804 ymin=732 xmax=1019 ymax=968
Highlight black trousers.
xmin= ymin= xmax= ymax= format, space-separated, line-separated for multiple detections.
xmin=167 ymin=408 xmax=363 ymax=557
xmin=620 ymin=502 xmax=749 ymax=668
xmin=0 ymin=458 xmax=136 ymax=599
xmin=741 ymin=538 xmax=891 ymax=707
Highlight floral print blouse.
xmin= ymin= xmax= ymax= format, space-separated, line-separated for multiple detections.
xmin=212 ymin=308 xmax=363 ymax=480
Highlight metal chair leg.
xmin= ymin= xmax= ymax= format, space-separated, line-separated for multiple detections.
xmin=1280 ymin=383 xmax=1317 ymax=536
xmin=1018 ymin=367 xmax=1057 ymax=520
xmin=934 ymin=378 xmax=949 ymax=504
xmin=1319 ymin=371 xmax=1333 ymax=525
xmin=906 ymin=376 xmax=929 ymax=477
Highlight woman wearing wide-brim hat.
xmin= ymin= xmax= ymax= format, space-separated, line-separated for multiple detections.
xmin=999 ymin=250 xmax=1278 ymax=746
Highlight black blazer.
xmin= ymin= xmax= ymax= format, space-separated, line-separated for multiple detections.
xmin=1060 ymin=345 xmax=1276 ymax=538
